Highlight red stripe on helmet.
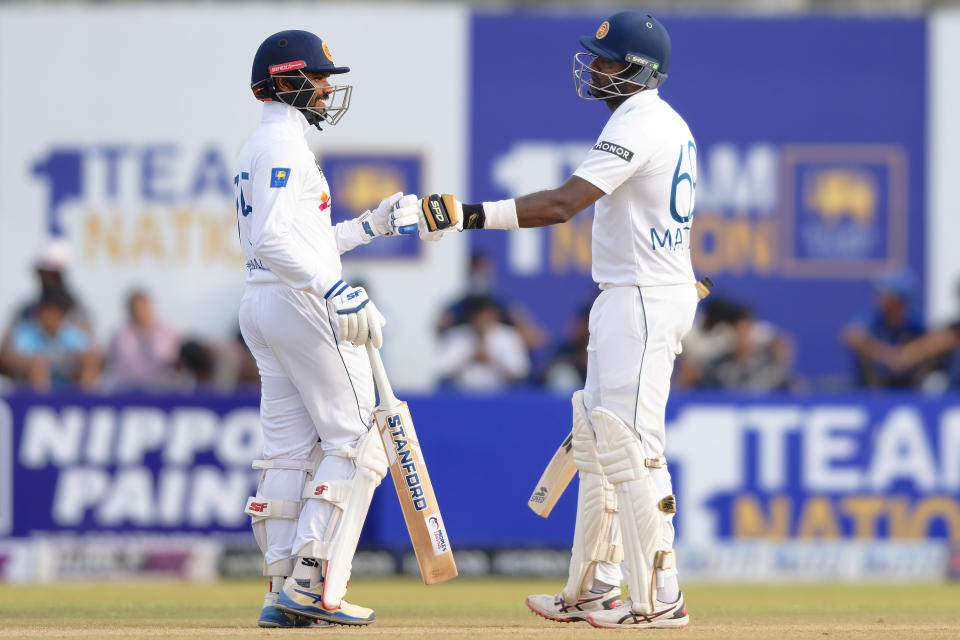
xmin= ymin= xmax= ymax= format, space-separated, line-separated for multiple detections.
xmin=269 ymin=60 xmax=306 ymax=74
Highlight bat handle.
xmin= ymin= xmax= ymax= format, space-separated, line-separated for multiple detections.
xmin=365 ymin=342 xmax=400 ymax=406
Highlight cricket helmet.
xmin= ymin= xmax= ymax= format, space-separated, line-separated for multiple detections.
xmin=574 ymin=11 xmax=671 ymax=100
xmin=250 ymin=30 xmax=352 ymax=128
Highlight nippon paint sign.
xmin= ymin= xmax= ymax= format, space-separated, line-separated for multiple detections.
xmin=4 ymin=395 xmax=263 ymax=535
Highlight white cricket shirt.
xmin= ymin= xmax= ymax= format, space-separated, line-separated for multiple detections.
xmin=235 ymin=102 xmax=367 ymax=299
xmin=573 ymin=89 xmax=697 ymax=288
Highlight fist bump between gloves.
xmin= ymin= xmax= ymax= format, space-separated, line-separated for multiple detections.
xmin=359 ymin=192 xmax=420 ymax=239
xmin=326 ymin=281 xmax=385 ymax=349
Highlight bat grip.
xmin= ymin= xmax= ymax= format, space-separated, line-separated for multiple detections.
xmin=365 ymin=342 xmax=399 ymax=406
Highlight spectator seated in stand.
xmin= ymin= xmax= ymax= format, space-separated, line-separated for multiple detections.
xmin=0 ymin=238 xmax=92 ymax=380
xmin=437 ymin=252 xmax=545 ymax=353
xmin=435 ymin=295 xmax=531 ymax=391
xmin=104 ymin=288 xmax=181 ymax=390
xmin=173 ymin=338 xmax=217 ymax=391
xmin=1 ymin=288 xmax=99 ymax=391
xmin=677 ymin=297 xmax=793 ymax=391
xmin=843 ymin=271 xmax=928 ymax=388
xmin=541 ymin=304 xmax=591 ymax=392
xmin=887 ymin=279 xmax=960 ymax=391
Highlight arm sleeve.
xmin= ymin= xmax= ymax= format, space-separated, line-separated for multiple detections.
xmin=246 ymin=150 xmax=341 ymax=298
xmin=335 ymin=217 xmax=372 ymax=255
xmin=573 ymin=121 xmax=650 ymax=195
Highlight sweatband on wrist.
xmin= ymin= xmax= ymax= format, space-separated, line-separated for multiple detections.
xmin=481 ymin=198 xmax=519 ymax=230
xmin=462 ymin=203 xmax=485 ymax=229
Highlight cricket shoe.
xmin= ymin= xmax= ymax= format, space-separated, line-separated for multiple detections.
xmin=275 ymin=578 xmax=375 ymax=626
xmin=257 ymin=591 xmax=331 ymax=628
xmin=586 ymin=592 xmax=689 ymax=629
xmin=525 ymin=587 xmax=622 ymax=623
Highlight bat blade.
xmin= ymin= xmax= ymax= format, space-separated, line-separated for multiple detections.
xmin=527 ymin=432 xmax=577 ymax=518
xmin=373 ymin=400 xmax=457 ymax=584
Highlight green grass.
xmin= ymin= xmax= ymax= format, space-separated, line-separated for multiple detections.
xmin=1 ymin=578 xmax=959 ymax=639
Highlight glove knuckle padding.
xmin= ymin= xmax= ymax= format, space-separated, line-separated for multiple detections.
xmin=356 ymin=306 xmax=369 ymax=345
xmin=562 ymin=391 xmax=623 ymax=602
xmin=366 ymin=305 xmax=383 ymax=349
xmin=298 ymin=427 xmax=388 ymax=610
xmin=422 ymin=194 xmax=460 ymax=232
xmin=591 ymin=406 xmax=667 ymax=615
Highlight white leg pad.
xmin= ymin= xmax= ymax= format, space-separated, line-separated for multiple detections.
xmin=562 ymin=391 xmax=622 ymax=603
xmin=245 ymin=447 xmax=321 ymax=577
xmin=297 ymin=426 xmax=388 ymax=610
xmin=591 ymin=407 xmax=672 ymax=615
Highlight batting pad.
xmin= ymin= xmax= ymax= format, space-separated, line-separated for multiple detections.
xmin=245 ymin=448 xmax=321 ymax=577
xmin=562 ymin=391 xmax=622 ymax=603
xmin=591 ymin=406 xmax=666 ymax=615
xmin=298 ymin=427 xmax=388 ymax=609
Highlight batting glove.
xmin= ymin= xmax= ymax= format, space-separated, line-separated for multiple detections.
xmin=360 ymin=192 xmax=420 ymax=239
xmin=418 ymin=194 xmax=463 ymax=241
xmin=327 ymin=282 xmax=386 ymax=349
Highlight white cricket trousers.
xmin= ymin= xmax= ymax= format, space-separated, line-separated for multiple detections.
xmin=583 ymin=283 xmax=698 ymax=586
xmin=239 ymin=282 xmax=375 ymax=571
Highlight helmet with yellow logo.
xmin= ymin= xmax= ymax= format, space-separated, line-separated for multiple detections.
xmin=251 ymin=30 xmax=352 ymax=129
xmin=574 ymin=11 xmax=671 ymax=100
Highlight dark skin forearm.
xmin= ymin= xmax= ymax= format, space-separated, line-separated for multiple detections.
xmin=513 ymin=176 xmax=605 ymax=228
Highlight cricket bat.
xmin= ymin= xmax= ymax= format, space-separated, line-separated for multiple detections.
xmin=527 ymin=432 xmax=577 ymax=518
xmin=527 ymin=277 xmax=715 ymax=518
xmin=365 ymin=343 xmax=458 ymax=584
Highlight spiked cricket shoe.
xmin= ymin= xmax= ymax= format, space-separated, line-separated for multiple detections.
xmin=586 ymin=593 xmax=689 ymax=629
xmin=525 ymin=588 xmax=623 ymax=622
xmin=275 ymin=578 xmax=375 ymax=626
xmin=257 ymin=591 xmax=330 ymax=628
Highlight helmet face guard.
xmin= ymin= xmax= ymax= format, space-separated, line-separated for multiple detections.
xmin=573 ymin=51 xmax=666 ymax=101
xmin=270 ymin=68 xmax=352 ymax=126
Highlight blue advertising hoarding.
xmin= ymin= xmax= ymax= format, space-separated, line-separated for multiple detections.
xmin=468 ymin=14 xmax=926 ymax=382
xmin=3 ymin=391 xmax=958 ymax=550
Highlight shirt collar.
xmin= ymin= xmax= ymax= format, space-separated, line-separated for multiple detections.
xmin=616 ymin=88 xmax=660 ymax=114
xmin=261 ymin=101 xmax=310 ymax=136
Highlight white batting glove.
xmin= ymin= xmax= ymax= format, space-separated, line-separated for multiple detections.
xmin=360 ymin=192 xmax=420 ymax=239
xmin=327 ymin=282 xmax=385 ymax=349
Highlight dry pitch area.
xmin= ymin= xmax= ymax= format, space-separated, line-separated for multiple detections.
xmin=1 ymin=578 xmax=959 ymax=639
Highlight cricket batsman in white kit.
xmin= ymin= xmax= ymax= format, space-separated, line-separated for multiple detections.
xmin=419 ymin=11 xmax=696 ymax=629
xmin=235 ymin=30 xmax=420 ymax=627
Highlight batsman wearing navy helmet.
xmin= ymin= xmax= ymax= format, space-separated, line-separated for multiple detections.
xmin=419 ymin=12 xmax=696 ymax=629
xmin=236 ymin=30 xmax=420 ymax=628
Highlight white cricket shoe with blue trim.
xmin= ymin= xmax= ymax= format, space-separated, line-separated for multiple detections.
xmin=257 ymin=591 xmax=331 ymax=628
xmin=274 ymin=578 xmax=375 ymax=626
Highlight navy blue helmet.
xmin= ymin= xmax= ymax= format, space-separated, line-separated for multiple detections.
xmin=574 ymin=11 xmax=671 ymax=101
xmin=251 ymin=30 xmax=352 ymax=128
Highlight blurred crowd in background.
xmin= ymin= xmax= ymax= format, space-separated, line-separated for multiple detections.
xmin=3 ymin=239 xmax=960 ymax=395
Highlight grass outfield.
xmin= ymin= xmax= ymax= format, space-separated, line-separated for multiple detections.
xmin=1 ymin=578 xmax=959 ymax=639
